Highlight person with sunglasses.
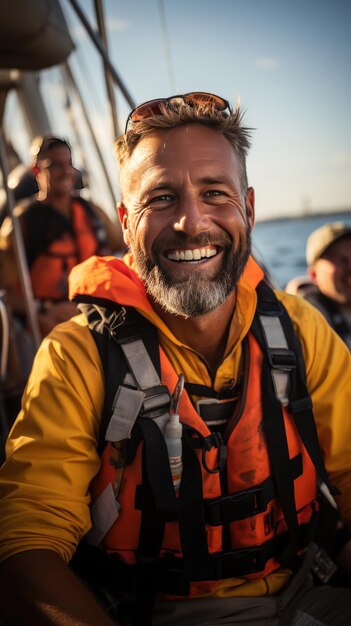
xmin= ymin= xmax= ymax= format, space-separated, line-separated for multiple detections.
xmin=1 ymin=93 xmax=351 ymax=626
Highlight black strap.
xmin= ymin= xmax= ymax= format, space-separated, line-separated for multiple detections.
xmin=76 ymin=299 xmax=161 ymax=453
xmin=132 ymin=419 xmax=175 ymax=626
xmin=253 ymin=282 xmax=338 ymax=496
xmin=108 ymin=512 xmax=317 ymax=596
xmin=177 ymin=432 xmax=212 ymax=581
xmin=251 ymin=281 xmax=331 ymax=562
xmin=184 ymin=381 xmax=240 ymax=400
xmin=204 ymin=453 xmax=302 ymax=525
xmin=261 ymin=356 xmax=299 ymax=558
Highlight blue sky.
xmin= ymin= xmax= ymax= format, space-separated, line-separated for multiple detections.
xmin=6 ymin=0 xmax=351 ymax=221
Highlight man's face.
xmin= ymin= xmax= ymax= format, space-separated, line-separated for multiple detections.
xmin=37 ymin=145 xmax=76 ymax=197
xmin=119 ymin=124 xmax=254 ymax=317
xmin=310 ymin=236 xmax=351 ymax=305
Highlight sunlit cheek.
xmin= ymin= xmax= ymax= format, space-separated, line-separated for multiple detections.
xmin=131 ymin=217 xmax=153 ymax=258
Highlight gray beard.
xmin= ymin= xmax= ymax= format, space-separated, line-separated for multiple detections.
xmin=131 ymin=229 xmax=251 ymax=318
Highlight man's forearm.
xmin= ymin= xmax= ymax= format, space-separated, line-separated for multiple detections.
xmin=0 ymin=550 xmax=118 ymax=625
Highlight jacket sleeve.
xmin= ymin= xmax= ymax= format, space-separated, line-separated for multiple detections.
xmin=0 ymin=315 xmax=104 ymax=563
xmin=278 ymin=292 xmax=351 ymax=527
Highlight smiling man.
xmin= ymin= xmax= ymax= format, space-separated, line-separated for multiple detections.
xmin=1 ymin=94 xmax=351 ymax=626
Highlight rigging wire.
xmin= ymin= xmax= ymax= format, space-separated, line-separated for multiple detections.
xmin=94 ymin=0 xmax=120 ymax=138
xmin=41 ymin=67 xmax=63 ymax=133
xmin=63 ymin=60 xmax=117 ymax=212
xmin=67 ymin=0 xmax=135 ymax=109
xmin=157 ymin=0 xmax=176 ymax=93
xmin=60 ymin=66 xmax=91 ymax=187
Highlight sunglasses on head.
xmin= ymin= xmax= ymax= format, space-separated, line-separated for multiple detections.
xmin=125 ymin=92 xmax=232 ymax=133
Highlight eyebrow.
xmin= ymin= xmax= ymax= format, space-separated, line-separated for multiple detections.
xmin=145 ymin=176 xmax=235 ymax=192
xmin=198 ymin=176 xmax=235 ymax=186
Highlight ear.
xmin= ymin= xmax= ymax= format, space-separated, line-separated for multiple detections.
xmin=307 ymin=266 xmax=318 ymax=285
xmin=245 ymin=187 xmax=255 ymax=230
xmin=117 ymin=202 xmax=131 ymax=247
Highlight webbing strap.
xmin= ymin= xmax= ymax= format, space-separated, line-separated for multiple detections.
xmin=204 ymin=453 xmax=302 ymax=525
xmin=137 ymin=418 xmax=178 ymax=518
xmin=261 ymin=357 xmax=299 ymax=554
xmin=119 ymin=338 xmax=162 ymax=390
xmin=258 ymin=308 xmax=295 ymax=406
xmin=105 ymin=385 xmax=145 ymax=442
xmin=133 ymin=441 xmax=165 ymax=626
xmin=106 ymin=337 xmax=170 ymax=441
xmin=177 ymin=433 xmax=212 ymax=580
xmin=132 ymin=418 xmax=179 ymax=626
xmin=109 ymin=513 xmax=317 ymax=595
xmin=76 ymin=299 xmax=162 ymax=452
xmin=253 ymin=282 xmax=337 ymax=497
xmin=184 ymin=381 xmax=240 ymax=400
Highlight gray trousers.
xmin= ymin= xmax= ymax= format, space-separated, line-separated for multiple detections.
xmin=152 ymin=544 xmax=351 ymax=626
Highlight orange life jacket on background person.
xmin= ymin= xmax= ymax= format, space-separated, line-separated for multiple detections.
xmin=70 ymin=256 xmax=336 ymax=612
xmin=23 ymin=198 xmax=108 ymax=300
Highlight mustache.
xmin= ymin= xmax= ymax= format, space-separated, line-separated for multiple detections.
xmin=152 ymin=231 xmax=232 ymax=254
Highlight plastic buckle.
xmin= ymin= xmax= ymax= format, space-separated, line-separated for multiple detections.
xmin=230 ymin=485 xmax=265 ymax=514
xmin=196 ymin=398 xmax=220 ymax=414
xmin=141 ymin=385 xmax=172 ymax=418
xmin=201 ymin=432 xmax=227 ymax=474
xmin=269 ymin=349 xmax=296 ymax=371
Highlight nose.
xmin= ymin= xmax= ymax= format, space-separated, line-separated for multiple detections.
xmin=173 ymin=195 xmax=211 ymax=237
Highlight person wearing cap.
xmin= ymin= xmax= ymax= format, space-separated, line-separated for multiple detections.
xmin=0 ymin=136 xmax=122 ymax=339
xmin=304 ymin=222 xmax=351 ymax=350
xmin=1 ymin=94 xmax=351 ymax=625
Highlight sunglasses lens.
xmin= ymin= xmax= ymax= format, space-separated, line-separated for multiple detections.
xmin=130 ymin=99 xmax=166 ymax=122
xmin=184 ymin=93 xmax=228 ymax=111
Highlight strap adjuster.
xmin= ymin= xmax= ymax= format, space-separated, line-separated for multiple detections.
xmin=141 ymin=385 xmax=172 ymax=418
xmin=269 ymin=349 xmax=296 ymax=371
xmin=201 ymin=432 xmax=227 ymax=474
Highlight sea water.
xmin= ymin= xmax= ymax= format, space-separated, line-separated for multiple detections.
xmin=252 ymin=211 xmax=351 ymax=289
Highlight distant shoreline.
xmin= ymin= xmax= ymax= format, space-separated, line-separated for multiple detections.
xmin=256 ymin=207 xmax=351 ymax=224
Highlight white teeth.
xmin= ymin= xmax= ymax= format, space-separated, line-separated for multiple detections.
xmin=167 ymin=246 xmax=217 ymax=262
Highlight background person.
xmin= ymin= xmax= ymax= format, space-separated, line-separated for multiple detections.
xmin=0 ymin=94 xmax=351 ymax=625
xmin=304 ymin=222 xmax=351 ymax=349
xmin=0 ymin=136 xmax=122 ymax=337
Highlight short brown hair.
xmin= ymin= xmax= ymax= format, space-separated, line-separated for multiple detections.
xmin=115 ymin=100 xmax=252 ymax=194
xmin=34 ymin=136 xmax=72 ymax=162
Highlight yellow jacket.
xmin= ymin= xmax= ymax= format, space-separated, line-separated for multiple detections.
xmin=1 ymin=255 xmax=351 ymax=599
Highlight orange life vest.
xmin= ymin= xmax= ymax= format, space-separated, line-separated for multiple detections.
xmin=88 ymin=325 xmax=318 ymax=597
xmin=28 ymin=199 xmax=105 ymax=300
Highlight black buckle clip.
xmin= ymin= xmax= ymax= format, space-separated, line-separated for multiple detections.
xmin=268 ymin=349 xmax=296 ymax=371
xmin=202 ymin=432 xmax=227 ymax=474
xmin=140 ymin=385 xmax=172 ymax=418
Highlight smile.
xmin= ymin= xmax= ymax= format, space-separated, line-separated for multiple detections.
xmin=166 ymin=245 xmax=218 ymax=262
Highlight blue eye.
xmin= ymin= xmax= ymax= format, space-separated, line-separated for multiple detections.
xmin=150 ymin=194 xmax=174 ymax=204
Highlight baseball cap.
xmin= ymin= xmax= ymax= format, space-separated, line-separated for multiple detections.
xmin=306 ymin=222 xmax=351 ymax=265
